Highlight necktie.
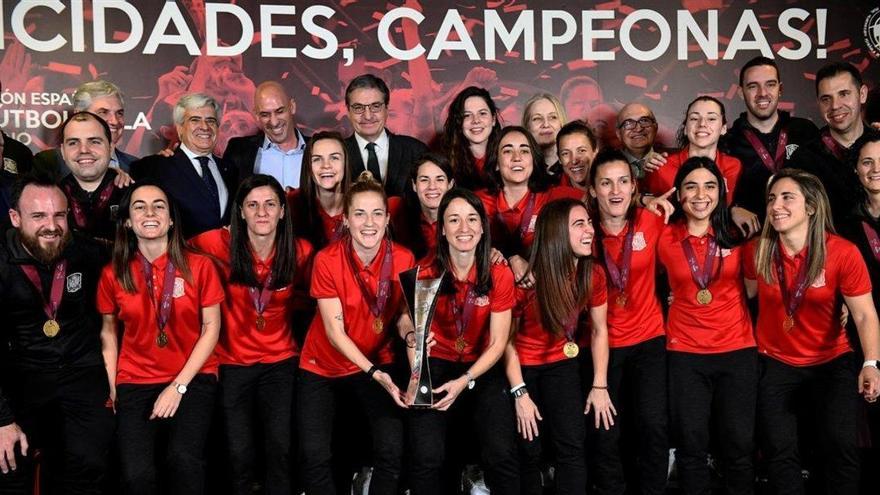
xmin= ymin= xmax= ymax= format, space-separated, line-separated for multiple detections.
xmin=195 ymin=156 xmax=219 ymax=200
xmin=365 ymin=142 xmax=382 ymax=182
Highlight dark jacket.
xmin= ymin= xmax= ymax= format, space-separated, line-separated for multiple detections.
xmin=344 ymin=130 xmax=427 ymax=198
xmin=223 ymin=130 xmax=310 ymax=183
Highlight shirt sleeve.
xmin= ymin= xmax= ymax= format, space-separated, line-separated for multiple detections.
xmin=96 ymin=264 xmax=120 ymax=315
xmin=195 ymin=255 xmax=226 ymax=307
xmin=837 ymin=241 xmax=872 ymax=297
xmin=490 ymin=264 xmax=516 ymax=312
xmin=742 ymin=240 xmax=757 ymax=280
xmin=590 ymin=264 xmax=608 ymax=307
xmin=310 ymin=250 xmax=339 ymax=299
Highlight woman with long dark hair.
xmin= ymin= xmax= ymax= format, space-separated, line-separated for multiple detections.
xmin=288 ymin=131 xmax=353 ymax=250
xmin=297 ymin=171 xmax=414 ymax=494
xmin=588 ymin=148 xmax=669 ymax=495
xmin=744 ymin=168 xmax=880 ymax=494
xmin=97 ymin=180 xmax=224 ymax=494
xmin=504 ymin=198 xmax=613 ymax=494
xmin=406 ymin=188 xmax=520 ymax=495
xmin=478 ymin=125 xmax=583 ymax=287
xmin=391 ymin=153 xmax=454 ymax=260
xmin=658 ymin=157 xmax=756 ymax=494
xmin=190 ymin=174 xmax=313 ymax=494
xmin=442 ymin=86 xmax=503 ymax=190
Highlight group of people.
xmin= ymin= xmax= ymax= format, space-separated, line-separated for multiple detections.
xmin=0 ymin=55 xmax=878 ymax=495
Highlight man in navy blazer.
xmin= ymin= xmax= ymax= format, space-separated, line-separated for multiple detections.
xmin=223 ymin=81 xmax=309 ymax=189
xmin=343 ymin=74 xmax=427 ymax=198
xmin=35 ymin=80 xmax=138 ymax=177
xmin=130 ymin=93 xmax=235 ymax=238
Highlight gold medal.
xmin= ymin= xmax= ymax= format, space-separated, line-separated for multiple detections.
xmin=157 ymin=331 xmax=169 ymax=348
xmin=256 ymin=315 xmax=266 ymax=330
xmin=696 ymin=289 xmax=713 ymax=305
xmin=783 ymin=315 xmax=795 ymax=332
xmin=373 ymin=318 xmax=383 ymax=334
xmin=455 ymin=336 xmax=467 ymax=353
xmin=42 ymin=319 xmax=60 ymax=338
xmin=563 ymin=342 xmax=579 ymax=358
xmin=615 ymin=293 xmax=627 ymax=307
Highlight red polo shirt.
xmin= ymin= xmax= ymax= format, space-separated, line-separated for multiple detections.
xmin=417 ymin=260 xmax=515 ymax=364
xmin=287 ymin=188 xmax=345 ymax=245
xmin=97 ymin=251 xmax=225 ymax=385
xmin=478 ymin=186 xmax=584 ymax=254
xmin=642 ymin=148 xmax=742 ymax=203
xmin=600 ymin=208 xmax=666 ymax=348
xmin=300 ymin=238 xmax=414 ymax=378
xmin=743 ymin=235 xmax=871 ymax=366
xmin=513 ymin=264 xmax=607 ymax=366
xmin=658 ymin=223 xmax=755 ymax=353
xmin=190 ymin=228 xmax=314 ymax=366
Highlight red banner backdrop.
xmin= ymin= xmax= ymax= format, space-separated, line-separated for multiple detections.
xmin=0 ymin=1 xmax=878 ymax=156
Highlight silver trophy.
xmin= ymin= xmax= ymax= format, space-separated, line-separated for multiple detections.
xmin=399 ymin=266 xmax=444 ymax=407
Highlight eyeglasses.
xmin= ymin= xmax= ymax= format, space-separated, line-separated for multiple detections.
xmin=617 ymin=116 xmax=656 ymax=131
xmin=349 ymin=102 xmax=386 ymax=114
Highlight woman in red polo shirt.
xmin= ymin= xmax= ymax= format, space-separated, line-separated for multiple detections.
xmin=391 ymin=153 xmax=454 ymax=260
xmin=744 ymin=169 xmax=880 ymax=494
xmin=288 ymin=131 xmax=352 ymax=250
xmin=442 ymin=86 xmax=502 ymax=190
xmin=97 ymin=180 xmax=224 ymax=494
xmin=478 ymin=126 xmax=583 ymax=287
xmin=588 ymin=148 xmax=669 ymax=494
xmin=657 ymin=157 xmax=756 ymax=494
xmin=405 ymin=187 xmax=519 ymax=495
xmin=643 ymin=96 xmax=758 ymax=237
xmin=190 ymin=174 xmax=313 ymax=495
xmin=297 ymin=171 xmax=414 ymax=494
xmin=504 ymin=198 xmax=613 ymax=494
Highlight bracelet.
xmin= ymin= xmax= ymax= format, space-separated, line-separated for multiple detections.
xmin=592 ymin=385 xmax=608 ymax=390
xmin=510 ymin=383 xmax=526 ymax=394
xmin=404 ymin=331 xmax=416 ymax=349
xmin=366 ymin=365 xmax=379 ymax=379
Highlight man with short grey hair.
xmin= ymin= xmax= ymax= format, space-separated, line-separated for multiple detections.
xmin=131 ymin=93 xmax=235 ymax=238
xmin=36 ymin=80 xmax=138 ymax=176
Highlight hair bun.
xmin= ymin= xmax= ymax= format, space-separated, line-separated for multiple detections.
xmin=356 ymin=170 xmax=381 ymax=186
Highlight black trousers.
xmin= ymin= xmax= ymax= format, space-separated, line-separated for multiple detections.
xmin=115 ymin=373 xmax=217 ymax=495
xmin=220 ymin=357 xmax=297 ymax=495
xmin=407 ymin=359 xmax=520 ymax=495
xmin=518 ymin=357 xmax=587 ymax=495
xmin=297 ymin=368 xmax=403 ymax=495
xmin=588 ymin=336 xmax=668 ymax=495
xmin=669 ymin=348 xmax=758 ymax=495
xmin=758 ymin=353 xmax=860 ymax=495
xmin=0 ymin=365 xmax=114 ymax=495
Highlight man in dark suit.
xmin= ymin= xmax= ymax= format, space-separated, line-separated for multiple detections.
xmin=224 ymin=81 xmax=309 ymax=190
xmin=35 ymin=80 xmax=138 ymax=178
xmin=130 ymin=93 xmax=235 ymax=238
xmin=343 ymin=74 xmax=427 ymax=198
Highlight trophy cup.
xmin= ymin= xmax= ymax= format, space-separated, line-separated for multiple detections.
xmin=399 ymin=266 xmax=444 ymax=407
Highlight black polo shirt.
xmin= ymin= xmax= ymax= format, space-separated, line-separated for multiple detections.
xmin=0 ymin=229 xmax=108 ymax=425
xmin=723 ymin=111 xmax=820 ymax=220
xmin=60 ymin=168 xmax=127 ymax=243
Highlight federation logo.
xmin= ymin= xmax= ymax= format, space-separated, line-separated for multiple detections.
xmin=865 ymin=7 xmax=880 ymax=59
xmin=66 ymin=272 xmax=82 ymax=293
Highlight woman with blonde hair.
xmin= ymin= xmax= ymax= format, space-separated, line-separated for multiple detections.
xmin=522 ymin=93 xmax=567 ymax=178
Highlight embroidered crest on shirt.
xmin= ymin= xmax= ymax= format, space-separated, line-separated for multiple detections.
xmin=474 ymin=295 xmax=490 ymax=307
xmin=3 ymin=157 xmax=18 ymax=174
xmin=810 ymin=269 xmax=826 ymax=288
xmin=527 ymin=215 xmax=537 ymax=233
xmin=720 ymin=248 xmax=732 ymax=258
xmin=66 ymin=272 xmax=82 ymax=293
xmin=785 ymin=144 xmax=799 ymax=160
xmin=632 ymin=232 xmax=647 ymax=251
xmin=173 ymin=277 xmax=186 ymax=298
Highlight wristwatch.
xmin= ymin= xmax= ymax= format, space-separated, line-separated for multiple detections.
xmin=512 ymin=386 xmax=528 ymax=398
xmin=863 ymin=360 xmax=879 ymax=369
xmin=173 ymin=382 xmax=188 ymax=395
xmin=464 ymin=371 xmax=476 ymax=390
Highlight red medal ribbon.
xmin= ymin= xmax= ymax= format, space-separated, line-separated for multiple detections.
xmin=680 ymin=235 xmax=718 ymax=290
xmin=345 ymin=238 xmax=394 ymax=318
xmin=862 ymin=221 xmax=880 ymax=263
xmin=248 ymin=272 xmax=274 ymax=317
xmin=496 ymin=191 xmax=537 ymax=239
xmin=138 ymin=253 xmax=177 ymax=331
xmin=20 ymin=260 xmax=68 ymax=321
xmin=743 ymin=127 xmax=788 ymax=173
xmin=821 ymin=130 xmax=846 ymax=161
xmin=773 ymin=246 xmax=811 ymax=321
xmin=603 ymin=223 xmax=634 ymax=293
xmin=562 ymin=309 xmax=579 ymax=343
xmin=62 ymin=178 xmax=115 ymax=231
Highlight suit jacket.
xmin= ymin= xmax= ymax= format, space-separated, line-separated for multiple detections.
xmin=35 ymin=147 xmax=136 ymax=179
xmin=130 ymin=149 xmax=235 ymax=238
xmin=223 ymin=130 xmax=311 ymax=184
xmin=344 ymin=130 xmax=428 ymax=198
